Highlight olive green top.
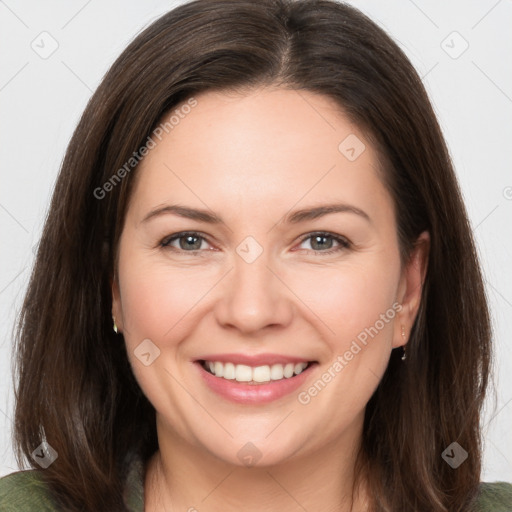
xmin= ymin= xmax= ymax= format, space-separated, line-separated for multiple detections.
xmin=1 ymin=456 xmax=511 ymax=511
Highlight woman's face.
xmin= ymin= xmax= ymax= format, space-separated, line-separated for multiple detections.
xmin=112 ymin=87 xmax=426 ymax=467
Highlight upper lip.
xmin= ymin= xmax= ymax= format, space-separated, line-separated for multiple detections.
xmin=196 ymin=353 xmax=314 ymax=366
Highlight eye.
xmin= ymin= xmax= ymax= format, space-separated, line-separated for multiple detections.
xmin=296 ymin=232 xmax=350 ymax=254
xmin=159 ymin=231 xmax=350 ymax=255
xmin=160 ymin=231 xmax=212 ymax=253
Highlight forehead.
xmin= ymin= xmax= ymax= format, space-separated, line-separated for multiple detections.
xmin=128 ymin=87 xmax=392 ymax=228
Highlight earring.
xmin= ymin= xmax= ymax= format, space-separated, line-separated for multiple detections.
xmin=401 ymin=325 xmax=407 ymax=361
xmin=113 ymin=315 xmax=118 ymax=334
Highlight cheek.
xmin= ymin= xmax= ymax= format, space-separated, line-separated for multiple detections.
xmin=291 ymin=262 xmax=400 ymax=426
xmin=287 ymin=258 xmax=400 ymax=349
xmin=118 ymin=253 xmax=217 ymax=350
xmin=116 ymin=252 xmax=218 ymax=429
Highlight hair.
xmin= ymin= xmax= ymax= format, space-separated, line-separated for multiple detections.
xmin=12 ymin=0 xmax=492 ymax=510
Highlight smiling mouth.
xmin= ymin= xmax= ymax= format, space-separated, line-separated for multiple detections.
xmin=199 ymin=360 xmax=315 ymax=384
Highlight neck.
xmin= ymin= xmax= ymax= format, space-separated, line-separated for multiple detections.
xmin=145 ymin=413 xmax=369 ymax=512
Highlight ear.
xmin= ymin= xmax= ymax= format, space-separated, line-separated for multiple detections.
xmin=393 ymin=231 xmax=430 ymax=348
xmin=111 ymin=273 xmax=124 ymax=333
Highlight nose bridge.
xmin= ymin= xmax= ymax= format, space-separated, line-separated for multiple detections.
xmin=215 ymin=238 xmax=293 ymax=333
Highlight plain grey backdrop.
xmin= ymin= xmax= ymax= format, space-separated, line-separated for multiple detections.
xmin=0 ymin=0 xmax=511 ymax=480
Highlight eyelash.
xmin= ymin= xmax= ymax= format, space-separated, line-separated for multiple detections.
xmin=160 ymin=231 xmax=351 ymax=256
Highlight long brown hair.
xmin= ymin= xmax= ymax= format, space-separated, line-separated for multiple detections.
xmin=12 ymin=1 xmax=491 ymax=510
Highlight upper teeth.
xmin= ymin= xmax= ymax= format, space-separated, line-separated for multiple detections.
xmin=205 ymin=361 xmax=308 ymax=383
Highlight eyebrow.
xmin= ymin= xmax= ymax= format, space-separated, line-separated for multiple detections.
xmin=141 ymin=202 xmax=370 ymax=225
xmin=141 ymin=204 xmax=223 ymax=225
xmin=285 ymin=203 xmax=370 ymax=224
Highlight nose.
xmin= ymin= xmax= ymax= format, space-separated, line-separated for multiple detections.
xmin=214 ymin=248 xmax=294 ymax=335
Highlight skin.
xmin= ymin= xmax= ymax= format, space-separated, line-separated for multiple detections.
xmin=112 ymin=86 xmax=429 ymax=511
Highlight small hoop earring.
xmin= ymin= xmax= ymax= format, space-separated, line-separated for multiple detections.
xmin=401 ymin=324 xmax=407 ymax=360
xmin=113 ymin=315 xmax=118 ymax=334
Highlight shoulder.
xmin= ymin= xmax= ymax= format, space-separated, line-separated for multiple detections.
xmin=0 ymin=469 xmax=59 ymax=511
xmin=475 ymin=482 xmax=512 ymax=511
xmin=0 ymin=452 xmax=145 ymax=512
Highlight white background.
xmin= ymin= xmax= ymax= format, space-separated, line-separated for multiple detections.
xmin=0 ymin=0 xmax=511 ymax=481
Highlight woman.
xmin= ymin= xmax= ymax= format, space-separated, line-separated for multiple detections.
xmin=1 ymin=0 xmax=510 ymax=510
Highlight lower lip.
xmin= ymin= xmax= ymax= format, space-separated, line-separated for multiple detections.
xmin=196 ymin=362 xmax=316 ymax=404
